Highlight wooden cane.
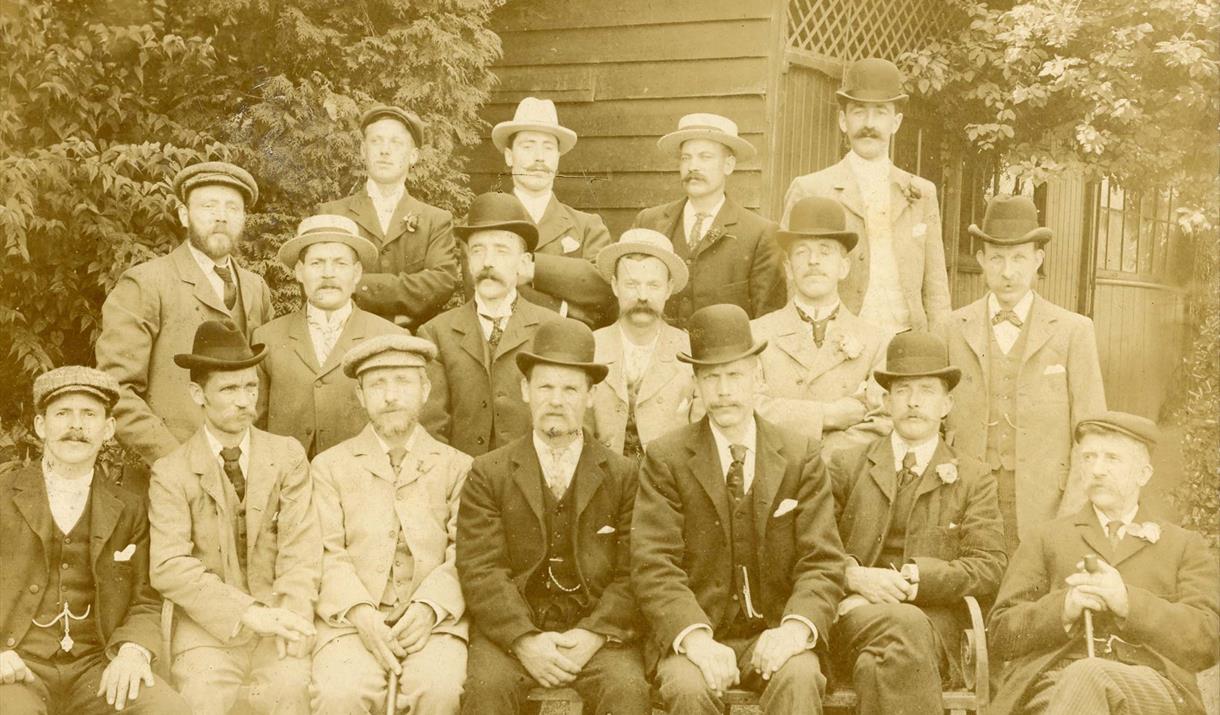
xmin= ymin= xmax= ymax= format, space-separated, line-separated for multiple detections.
xmin=1083 ymin=554 xmax=1100 ymax=657
xmin=386 ymin=669 xmax=399 ymax=715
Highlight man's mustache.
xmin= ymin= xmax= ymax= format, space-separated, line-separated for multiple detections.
xmin=475 ymin=267 xmax=507 ymax=285
xmin=682 ymin=172 xmax=706 ymax=183
xmin=625 ymin=302 xmax=659 ymax=317
xmin=59 ymin=431 xmax=91 ymax=444
xmin=853 ymin=128 xmax=882 ymax=140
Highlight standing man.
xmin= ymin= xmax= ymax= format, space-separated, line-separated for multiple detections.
xmin=632 ymin=304 xmax=846 ymax=715
xmin=781 ymin=58 xmax=950 ymax=335
xmin=633 ymin=114 xmax=786 ymax=328
xmin=97 ymin=161 xmax=274 ymax=468
xmin=0 ymin=367 xmax=188 ymax=714
xmin=827 ymin=331 xmax=1006 ymax=715
xmin=148 ymin=320 xmax=321 ymax=715
xmin=310 ymin=335 xmax=471 ymax=715
xmin=457 ymin=318 xmax=650 ymax=715
xmin=989 ymin=412 xmax=1218 ymax=714
xmin=320 ymin=105 xmax=459 ymax=330
xmin=590 ymin=228 xmax=697 ymax=459
xmin=490 ymin=96 xmax=616 ymax=328
xmin=752 ymin=196 xmax=890 ymax=456
xmin=418 ymin=192 xmax=557 ymax=457
xmin=942 ymin=195 xmax=1106 ymax=550
xmin=252 ymin=214 xmax=403 ymax=457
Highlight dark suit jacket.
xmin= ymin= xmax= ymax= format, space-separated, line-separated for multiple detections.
xmin=417 ymin=298 xmax=558 ymax=456
xmin=0 ymin=465 xmax=162 ymax=660
xmin=987 ymin=505 xmax=1219 ymax=715
xmin=320 ymin=190 xmax=459 ymax=330
xmin=631 ymin=416 xmax=846 ymax=668
xmin=252 ymin=305 xmax=405 ymax=457
xmin=632 ymin=196 xmax=786 ymax=328
xmin=456 ymin=433 xmax=640 ymax=650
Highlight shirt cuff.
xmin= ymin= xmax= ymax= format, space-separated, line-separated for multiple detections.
xmin=412 ymin=599 xmax=447 ymax=625
xmin=337 ymin=601 xmax=379 ymax=626
xmin=118 ymin=642 xmax=151 ymax=663
xmin=780 ymin=615 xmax=819 ymax=649
xmin=673 ymin=624 xmax=713 ymax=655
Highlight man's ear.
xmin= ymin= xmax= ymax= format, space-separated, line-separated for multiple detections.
xmin=188 ymin=381 xmax=205 ymax=408
xmin=177 ymin=203 xmax=190 ymax=229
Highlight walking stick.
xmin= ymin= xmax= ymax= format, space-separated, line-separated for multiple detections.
xmin=386 ymin=669 xmax=399 ymax=715
xmin=1082 ymin=554 xmax=1100 ymax=658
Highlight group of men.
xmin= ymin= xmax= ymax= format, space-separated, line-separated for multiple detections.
xmin=1 ymin=56 xmax=1215 ymax=715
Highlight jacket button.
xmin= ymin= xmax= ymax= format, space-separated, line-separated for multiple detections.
xmin=5 ymin=638 xmax=13 ymax=647
xmin=28 ymin=585 xmax=39 ymax=594
xmin=481 ymin=400 xmax=487 ymax=408
xmin=61 ymin=563 xmax=70 ymax=570
xmin=476 ymin=436 xmax=485 ymax=445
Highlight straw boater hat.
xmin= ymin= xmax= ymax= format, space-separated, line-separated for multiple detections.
xmin=776 ymin=196 xmax=859 ymax=254
xmin=836 ymin=57 xmax=909 ymax=105
xmin=677 ymin=304 xmax=767 ymax=367
xmin=277 ymin=214 xmax=380 ymax=271
xmin=33 ymin=366 xmax=120 ymax=411
xmin=516 ymin=318 xmax=609 ymax=384
xmin=657 ymin=113 xmax=756 ymax=162
xmin=359 ymin=105 xmax=426 ymax=148
xmin=491 ymin=97 xmax=578 ymax=155
xmin=595 ymin=228 xmax=689 ymax=293
xmin=873 ymin=331 xmax=960 ymax=391
xmin=453 ymin=193 xmax=540 ymax=252
xmin=342 ymin=333 xmax=438 ymax=379
xmin=174 ymin=320 xmax=267 ymax=371
xmin=968 ymin=195 xmax=1053 ymax=247
xmin=1074 ymin=411 xmax=1161 ymax=451
xmin=172 ymin=161 xmax=259 ymax=206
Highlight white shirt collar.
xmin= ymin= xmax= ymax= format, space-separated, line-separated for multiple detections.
xmin=372 ymin=424 xmax=420 ymax=456
xmin=793 ymin=297 xmax=840 ymax=322
xmin=366 ymin=178 xmax=405 ymax=204
xmin=1094 ymin=503 xmax=1140 ymax=533
xmin=532 ymin=431 xmax=584 ymax=463
xmin=890 ymin=431 xmax=939 ymax=475
xmin=203 ymin=424 xmax=252 ymax=475
xmin=513 ymin=188 xmax=553 ymax=224
xmin=474 ymin=288 xmax=518 ymax=320
xmin=43 ymin=462 xmax=95 ymax=534
xmin=306 ymin=300 xmax=353 ymax=327
xmin=683 ymin=194 xmax=726 ymax=226
xmin=847 ymin=149 xmax=892 ymax=177
xmin=709 ymin=415 xmax=758 ymax=493
xmin=43 ymin=463 xmax=95 ymax=493
xmin=988 ymin=290 xmax=1035 ymax=321
xmin=187 ymin=241 xmax=232 ymax=272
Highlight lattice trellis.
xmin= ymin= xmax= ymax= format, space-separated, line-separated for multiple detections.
xmin=788 ymin=0 xmax=958 ymax=60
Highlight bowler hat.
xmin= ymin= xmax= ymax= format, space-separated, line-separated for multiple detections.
xmin=1075 ymin=411 xmax=1160 ymax=450
xmin=873 ymin=331 xmax=961 ymax=390
xmin=836 ymin=58 xmax=909 ymax=105
xmin=492 ymin=97 xmax=578 ymax=155
xmin=174 ymin=320 xmax=267 ymax=371
xmin=33 ymin=366 xmax=120 ymax=410
xmin=342 ymin=333 xmax=438 ymax=379
xmin=516 ymin=318 xmax=609 ymax=384
xmin=677 ymin=304 xmax=767 ymax=367
xmin=173 ymin=161 xmax=259 ymax=206
xmin=968 ymin=195 xmax=1053 ymax=247
xmin=657 ymin=113 xmax=757 ymax=162
xmin=454 ymin=193 xmax=539 ymax=252
xmin=278 ymin=214 xmax=379 ymax=270
xmin=360 ymin=105 xmax=426 ymax=147
xmin=595 ymin=228 xmax=689 ymax=293
xmin=776 ymin=197 xmax=859 ymax=253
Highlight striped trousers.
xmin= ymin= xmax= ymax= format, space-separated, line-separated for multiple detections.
xmin=1023 ymin=657 xmax=1181 ymax=714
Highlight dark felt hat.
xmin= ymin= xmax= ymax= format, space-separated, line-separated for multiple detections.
xmin=873 ymin=330 xmax=961 ymax=390
xmin=174 ymin=319 xmax=267 ymax=372
xmin=837 ymin=58 xmax=909 ymax=105
xmin=1075 ymin=411 xmax=1160 ymax=450
xmin=968 ymin=195 xmax=1053 ymax=247
xmin=777 ymin=196 xmax=859 ymax=253
xmin=454 ymin=192 xmax=539 ymax=252
xmin=360 ymin=105 xmax=426 ymax=147
xmin=677 ymin=304 xmax=767 ymax=367
xmin=516 ymin=317 xmax=608 ymax=384
xmin=172 ymin=161 xmax=259 ymax=206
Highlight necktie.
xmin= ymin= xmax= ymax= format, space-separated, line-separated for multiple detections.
xmin=545 ymin=448 xmax=569 ymax=500
xmin=388 ymin=447 xmax=407 ymax=475
xmin=213 ymin=264 xmax=237 ymax=311
xmin=898 ymin=451 xmax=918 ymax=486
xmin=992 ymin=309 xmax=1022 ymax=328
xmin=795 ymin=305 xmax=838 ymax=348
xmin=689 ymin=212 xmax=711 ymax=249
xmin=310 ymin=316 xmax=345 ymax=365
xmin=726 ymin=444 xmax=748 ymax=500
xmin=220 ymin=446 xmax=245 ymax=501
xmin=480 ymin=315 xmax=506 ymax=354
xmin=1106 ymin=520 xmax=1123 ymax=547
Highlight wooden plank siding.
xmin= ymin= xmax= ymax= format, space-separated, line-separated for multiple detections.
xmin=1091 ymin=281 xmax=1187 ymax=417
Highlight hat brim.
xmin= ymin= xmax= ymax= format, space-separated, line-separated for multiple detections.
xmin=595 ymin=242 xmax=689 ymax=294
xmin=174 ymin=344 xmax=269 ymax=371
xmin=515 ymin=352 xmax=609 ymax=384
xmin=1073 ymin=419 xmax=1158 ymax=449
xmin=491 ymin=122 xmax=578 ymax=155
xmin=175 ymin=174 xmax=257 ymax=206
xmin=39 ymin=385 xmax=118 ymax=409
xmin=455 ymin=220 xmax=540 ymax=252
xmin=967 ymin=224 xmax=1053 ymax=246
xmin=775 ymin=229 xmax=859 ymax=254
xmin=874 ymin=366 xmax=961 ymax=391
xmin=278 ymin=233 xmax=379 ymax=271
xmin=657 ymin=129 xmax=756 ymax=162
xmin=835 ymin=90 xmax=909 ymax=105
xmin=676 ymin=340 xmax=767 ymax=368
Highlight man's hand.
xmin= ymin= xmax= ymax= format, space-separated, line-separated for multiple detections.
xmin=824 ymin=400 xmax=867 ymax=431
xmin=0 ymin=650 xmax=35 ymax=685
xmin=750 ymin=621 xmax=811 ymax=681
xmin=845 ymin=566 xmax=915 ymax=604
xmin=241 ymin=605 xmax=315 ymax=642
xmin=1061 ymin=585 xmax=1106 ymax=628
xmin=349 ymin=604 xmax=404 ymax=674
xmin=389 ymin=603 xmax=437 ymax=655
xmin=1066 ymin=558 xmax=1131 ymax=620
xmin=97 ymin=645 xmax=155 ymax=710
xmin=276 ymin=634 xmax=314 ymax=660
xmin=555 ymin=628 xmax=607 ymax=670
xmin=516 ymin=254 xmax=536 ymax=286
xmin=513 ymin=632 xmax=582 ymax=688
xmin=681 ymin=629 xmax=739 ymax=697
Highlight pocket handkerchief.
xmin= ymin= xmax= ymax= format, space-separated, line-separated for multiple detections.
xmin=773 ymin=499 xmax=798 ymax=518
xmin=1044 ymin=364 xmax=1066 ymax=375
xmin=597 ymin=525 xmax=616 ymax=535
xmin=561 ymin=235 xmax=580 ymax=253
xmin=114 ymin=544 xmax=137 ymax=562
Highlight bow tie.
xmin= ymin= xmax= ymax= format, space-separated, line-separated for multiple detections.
xmin=992 ymin=309 xmax=1023 ymax=328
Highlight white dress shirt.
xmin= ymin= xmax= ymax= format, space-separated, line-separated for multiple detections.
xmin=1094 ymin=503 xmax=1140 ymax=541
xmin=533 ymin=431 xmax=584 ymax=497
xmin=203 ymin=425 xmax=251 ymax=481
xmin=793 ymin=296 xmax=841 ymax=323
xmin=474 ymin=288 xmax=518 ymax=342
xmin=366 ymin=179 xmax=405 ymax=236
xmin=187 ymin=242 xmax=235 ymax=313
xmin=682 ymin=194 xmax=726 ymax=247
xmin=988 ymin=290 xmax=1035 ymax=355
xmin=513 ymin=188 xmax=553 ymax=225
xmin=890 ymin=431 xmax=939 ymax=478
xmin=306 ymin=300 xmax=353 ymax=366
xmin=619 ymin=326 xmax=660 ymax=387
xmin=43 ymin=463 xmax=94 ymax=534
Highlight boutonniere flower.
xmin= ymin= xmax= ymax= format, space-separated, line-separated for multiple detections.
xmin=902 ymin=182 xmax=922 ymax=204
xmin=402 ymin=212 xmax=419 ymax=233
xmin=1126 ymin=521 xmax=1161 ymax=544
xmin=702 ymin=226 xmax=726 ymax=243
xmin=935 ymin=460 xmax=959 ymax=485
xmin=836 ymin=334 xmax=863 ymax=360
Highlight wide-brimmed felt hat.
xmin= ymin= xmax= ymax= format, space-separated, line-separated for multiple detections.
xmin=174 ymin=319 xmax=267 ymax=371
xmin=454 ymin=192 xmax=539 ymax=252
xmin=33 ymin=366 xmax=120 ymax=410
xmin=678 ymin=304 xmax=767 ymax=367
xmin=278 ymin=214 xmax=379 ymax=270
xmin=360 ymin=105 xmax=426 ymax=148
xmin=595 ymin=228 xmax=689 ymax=293
xmin=836 ymin=57 xmax=909 ymax=105
xmin=172 ymin=161 xmax=259 ymax=206
xmin=657 ymin=113 xmax=756 ymax=162
xmin=968 ymin=195 xmax=1053 ymax=247
xmin=342 ymin=333 xmax=438 ymax=379
xmin=777 ymin=197 xmax=859 ymax=254
xmin=873 ymin=331 xmax=961 ymax=390
xmin=492 ymin=97 xmax=578 ymax=155
xmin=1075 ymin=411 xmax=1160 ymax=450
xmin=516 ymin=317 xmax=609 ymax=384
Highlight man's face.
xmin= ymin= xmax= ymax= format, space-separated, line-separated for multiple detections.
xmin=34 ymin=393 xmax=115 ymax=471
xmin=466 ymin=230 xmax=528 ymax=302
xmin=362 ymin=118 xmax=419 ymax=186
xmin=1079 ymin=432 xmax=1152 ymax=515
xmin=612 ymin=255 xmax=673 ymax=329
xmin=838 ymin=101 xmax=902 ymax=161
xmin=695 ymin=357 xmax=758 ymax=431
xmin=505 ymin=130 xmax=560 ymax=194
xmin=786 ymin=237 xmax=850 ymax=302
xmin=190 ymin=367 xmax=259 ymax=437
xmin=679 ymin=139 xmax=734 ymax=201
xmin=977 ymin=242 xmax=1043 ymax=306
xmin=178 ymin=184 xmax=246 ymax=260
xmin=522 ymin=364 xmax=592 ymax=441
xmin=884 ymin=376 xmax=952 ymax=443
xmin=295 ymin=242 xmax=363 ymax=312
xmin=357 ymin=366 xmax=430 ymax=441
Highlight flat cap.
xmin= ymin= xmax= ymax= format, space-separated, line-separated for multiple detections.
xmin=33 ymin=366 xmax=120 ymax=410
xmin=360 ymin=105 xmax=426 ymax=148
xmin=342 ymin=333 xmax=439 ymax=379
xmin=1075 ymin=411 xmax=1161 ymax=449
xmin=172 ymin=161 xmax=259 ymax=206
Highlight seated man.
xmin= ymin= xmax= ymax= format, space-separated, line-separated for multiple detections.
xmin=149 ymin=320 xmax=322 ymax=715
xmin=0 ymin=367 xmax=187 ymax=714
xmin=457 ymin=318 xmax=649 ymax=715
xmin=827 ymin=331 xmax=1006 ymax=715
xmin=989 ymin=411 xmax=1219 ymax=714
xmin=310 ymin=334 xmax=471 ymax=715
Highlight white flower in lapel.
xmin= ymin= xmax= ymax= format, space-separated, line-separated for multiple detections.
xmin=402 ymin=212 xmax=419 ymax=233
xmin=836 ymin=334 xmax=863 ymax=360
xmin=901 ymin=181 xmax=922 ymax=205
xmin=1126 ymin=521 xmax=1161 ymax=544
xmin=935 ymin=460 xmax=959 ymax=485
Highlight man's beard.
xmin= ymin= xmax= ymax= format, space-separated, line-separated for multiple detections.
xmin=371 ymin=409 xmax=417 ymax=439
xmin=189 ymin=223 xmax=241 ymax=260
xmin=542 ymin=424 xmax=581 ymax=440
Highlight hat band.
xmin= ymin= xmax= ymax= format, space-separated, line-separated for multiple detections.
xmin=983 ymin=218 xmax=1041 ymax=239
xmin=194 ymin=345 xmax=259 ymax=362
xmin=885 ymin=356 xmax=952 ymax=375
xmin=679 ymin=124 xmax=735 ymax=135
xmin=690 ymin=342 xmax=756 ymax=363
xmin=529 ymin=351 xmax=597 ymax=365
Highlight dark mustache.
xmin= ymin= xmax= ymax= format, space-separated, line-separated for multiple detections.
xmin=625 ymin=302 xmax=659 ymax=316
xmin=59 ymin=431 xmax=91 ymax=443
xmin=853 ymin=128 xmax=882 ymax=140
xmin=475 ymin=267 xmax=506 ymax=284
xmin=682 ymin=172 xmax=706 ymax=183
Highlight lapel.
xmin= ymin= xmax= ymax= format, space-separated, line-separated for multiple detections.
xmin=599 ymin=328 xmax=629 ymax=403
xmin=686 ymin=420 xmax=732 ymax=545
xmin=493 ymin=300 xmax=543 ymax=364
xmin=88 ymin=478 xmax=125 ymax=569
xmin=243 ymin=430 xmax=276 ymax=552
xmin=383 ymin=193 xmax=417 ymax=247
xmin=452 ymin=303 xmax=490 ymax=369
xmin=1111 ymin=505 xmax=1157 ymax=567
xmin=510 ymin=437 xmax=547 ymax=532
xmin=693 ymin=196 xmax=739 ymax=259
xmin=636 ymin=325 xmax=683 ymax=405
xmin=866 ymin=436 xmax=897 ymax=503
xmin=350 ymin=424 xmax=398 ymax=486
xmin=911 ymin=439 xmax=955 ymax=505
xmin=572 ymin=437 xmax=607 ymax=527
xmin=660 ymin=199 xmax=686 ymax=244
xmin=286 ymin=310 xmax=322 ymax=374
xmin=343 ymin=190 xmax=388 ymax=243
xmin=752 ymin=419 xmax=785 ymax=546
xmin=808 ymin=308 xmax=854 ymax=380
xmin=392 ymin=430 xmax=443 ymax=545
xmin=12 ymin=466 xmax=53 ymax=570
xmin=773 ymin=304 xmax=819 ymax=373
xmin=171 ymin=242 xmax=228 ymax=316
xmin=535 ymin=196 xmax=574 ymax=253
xmin=320 ymin=306 xmax=374 ymax=377
xmin=960 ymin=299 xmax=991 ymax=386
xmin=1020 ymin=294 xmax=1058 ymax=367
xmin=888 ymin=166 xmax=914 ymax=225
xmin=829 ymin=158 xmax=865 ymax=221
xmin=233 ymin=260 xmax=260 ymax=327
xmin=188 ymin=429 xmax=229 ymax=515
xmin=1073 ymin=504 xmax=1115 ymax=562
